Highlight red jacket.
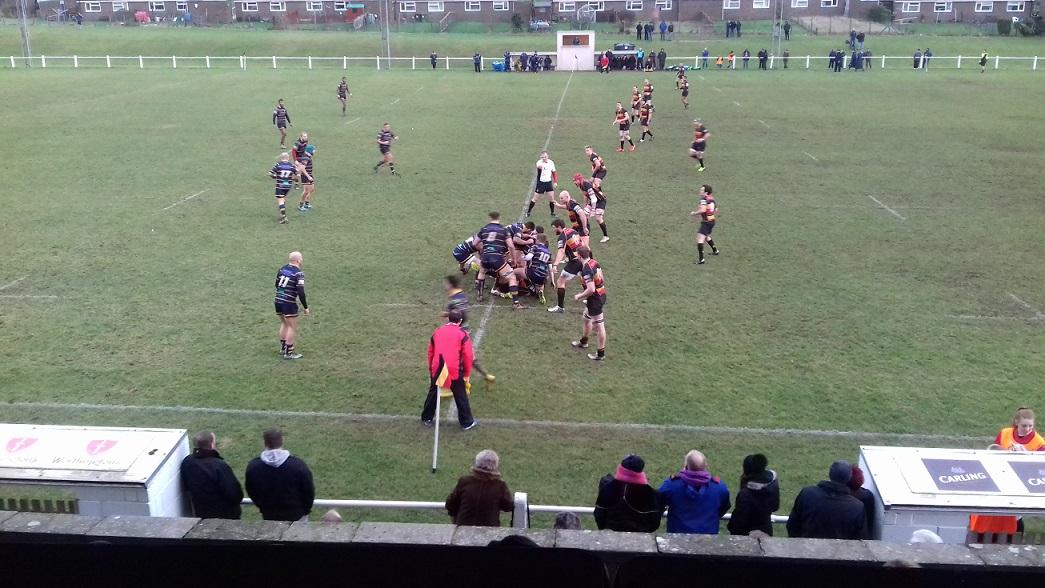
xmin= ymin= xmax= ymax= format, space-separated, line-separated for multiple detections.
xmin=428 ymin=323 xmax=473 ymax=382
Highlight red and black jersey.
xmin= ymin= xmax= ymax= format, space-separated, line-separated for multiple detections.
xmin=639 ymin=104 xmax=652 ymax=122
xmin=642 ymin=82 xmax=653 ymax=99
xmin=579 ymin=180 xmax=603 ymax=208
xmin=614 ymin=109 xmax=629 ymax=130
xmin=558 ymin=228 xmax=583 ymax=260
xmin=631 ymin=92 xmax=641 ymax=108
xmin=563 ymin=198 xmax=586 ymax=232
xmin=698 ymin=195 xmax=717 ymax=222
xmin=580 ymin=258 xmax=606 ymax=296
xmin=589 ymin=152 xmax=605 ymax=174
xmin=694 ymin=124 xmax=709 ymax=142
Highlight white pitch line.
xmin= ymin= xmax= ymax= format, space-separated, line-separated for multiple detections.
xmin=758 ymin=119 xmax=771 ymax=129
xmin=947 ymin=314 xmax=1043 ymax=322
xmin=390 ymin=97 xmax=400 ymax=105
xmin=0 ymin=276 xmax=27 ymax=291
xmin=414 ymin=86 xmax=424 ymax=94
xmin=161 ymin=189 xmax=208 ymax=211
xmin=713 ymin=87 xmax=723 ymax=93
xmin=732 ymin=100 xmax=742 ymax=107
xmin=345 ymin=117 xmax=361 ymax=125
xmin=866 ymin=194 xmax=907 ymax=221
xmin=0 ymin=294 xmax=60 ymax=299
xmin=803 ymin=151 xmax=819 ymax=162
xmin=1007 ymin=292 xmax=1045 ymax=318
xmin=0 ymin=400 xmax=984 ymax=443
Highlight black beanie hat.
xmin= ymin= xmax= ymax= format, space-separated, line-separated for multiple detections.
xmin=621 ymin=454 xmax=645 ymax=473
xmin=742 ymin=454 xmax=768 ymax=475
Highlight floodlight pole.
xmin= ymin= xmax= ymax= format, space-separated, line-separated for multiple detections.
xmin=18 ymin=0 xmax=33 ymax=67
xmin=382 ymin=0 xmax=392 ymax=69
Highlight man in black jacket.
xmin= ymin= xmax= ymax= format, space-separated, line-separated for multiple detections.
xmin=244 ymin=428 xmax=316 ymax=521
xmin=180 ymin=431 xmax=244 ymax=519
xmin=594 ymin=454 xmax=663 ymax=532
xmin=786 ymin=460 xmax=867 ymax=539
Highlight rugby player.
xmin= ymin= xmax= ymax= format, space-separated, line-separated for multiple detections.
xmin=269 ymin=152 xmax=296 ymax=224
xmin=690 ymin=183 xmax=720 ymax=264
xmin=451 ymin=234 xmax=480 ymax=274
xmin=526 ymin=151 xmax=558 ymax=218
xmin=572 ymin=174 xmax=608 ymax=243
xmin=547 ymin=218 xmax=585 ymax=313
xmin=584 ymin=146 xmax=607 ymax=190
xmin=630 ymin=86 xmax=642 ymax=122
xmin=337 ymin=77 xmax=352 ymax=115
xmin=571 ymin=246 xmax=607 ymax=361
xmin=680 ymin=76 xmax=690 ymax=110
xmin=641 ymin=79 xmax=654 ymax=108
xmin=275 ymin=251 xmax=309 ymax=359
xmin=675 ymin=67 xmax=686 ymax=89
xmin=444 ymin=275 xmax=496 ymax=383
xmin=552 ymin=189 xmax=590 ymax=247
xmin=374 ymin=122 xmax=400 ymax=176
xmin=506 ymin=221 xmax=537 ymax=268
xmin=295 ymin=144 xmax=315 ymax=212
xmin=474 ymin=211 xmax=525 ymax=310
xmin=638 ymin=100 xmax=654 ymax=142
xmin=516 ymin=233 xmax=552 ymax=305
xmin=690 ymin=118 xmax=711 ymax=172
xmin=291 ymin=132 xmax=309 ymax=190
xmin=272 ymin=99 xmax=292 ymax=149
xmin=613 ymin=102 xmax=635 ymax=152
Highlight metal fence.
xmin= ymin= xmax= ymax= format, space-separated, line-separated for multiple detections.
xmin=2 ymin=53 xmax=1041 ymax=71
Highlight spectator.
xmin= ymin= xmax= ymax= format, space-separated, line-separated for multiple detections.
xmin=658 ymin=450 xmax=731 ymax=535
xmin=420 ymin=308 xmax=477 ymax=430
xmin=179 ymin=431 xmax=244 ymax=520
xmin=726 ymin=20 xmax=733 ymax=38
xmin=554 ymin=511 xmax=582 ymax=530
xmin=644 ymin=21 xmax=653 ymax=41
xmin=530 ymin=52 xmax=540 ymax=73
xmin=828 ymin=49 xmax=836 ymax=70
xmin=864 ymin=49 xmax=872 ymax=70
xmin=636 ymin=22 xmax=643 ymax=41
xmin=659 ymin=20 xmax=667 ymax=41
xmin=430 ymin=50 xmax=438 ymax=70
xmin=544 ymin=55 xmax=552 ymax=71
xmin=667 ymin=23 xmax=674 ymax=40
xmin=637 ymin=47 xmax=645 ymax=65
xmin=520 ymin=51 xmax=528 ymax=71
xmin=849 ymin=29 xmax=857 ymax=48
xmin=783 ymin=20 xmax=791 ymax=40
xmin=594 ymin=454 xmax=663 ymax=532
xmin=701 ymin=48 xmax=709 ymax=69
xmin=727 ymin=454 xmax=780 ymax=537
xmin=503 ymin=49 xmax=510 ymax=72
xmin=445 ymin=449 xmax=513 ymax=527
xmin=657 ymin=48 xmax=667 ymax=70
xmin=913 ymin=49 xmax=922 ymax=69
xmin=599 ymin=53 xmax=609 ymax=74
xmin=646 ymin=54 xmax=656 ymax=71
xmin=244 ymin=428 xmax=315 ymax=522
xmin=715 ymin=55 xmax=724 ymax=69
xmin=834 ymin=49 xmax=844 ymax=73
xmin=742 ymin=49 xmax=750 ymax=69
xmin=848 ymin=465 xmax=877 ymax=539
xmin=856 ymin=31 xmax=865 ymax=49
xmin=758 ymin=48 xmax=768 ymax=70
xmin=473 ymin=51 xmax=481 ymax=73
xmin=736 ymin=20 xmax=742 ymax=37
xmin=727 ymin=50 xmax=735 ymax=70
xmin=922 ymin=47 xmax=932 ymax=70
xmin=786 ymin=460 xmax=867 ymax=540
xmin=783 ymin=48 xmax=790 ymax=69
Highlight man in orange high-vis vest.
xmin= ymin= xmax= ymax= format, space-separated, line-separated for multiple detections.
xmin=970 ymin=408 xmax=1044 ymax=542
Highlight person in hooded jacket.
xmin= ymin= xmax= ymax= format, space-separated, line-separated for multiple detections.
xmin=594 ymin=454 xmax=664 ymax=532
xmin=179 ymin=431 xmax=244 ymax=520
xmin=658 ymin=450 xmax=731 ymax=534
xmin=727 ymin=453 xmax=780 ymax=536
xmin=244 ymin=428 xmax=315 ymax=522
xmin=786 ymin=460 xmax=866 ymax=540
xmin=848 ymin=464 xmax=878 ymax=539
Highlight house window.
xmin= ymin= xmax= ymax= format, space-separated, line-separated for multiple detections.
xmin=465 ymin=0 xmax=481 ymax=9
xmin=112 ymin=1 xmax=127 ymax=9
xmin=753 ymin=0 xmax=769 ymax=7
xmin=83 ymin=1 xmax=101 ymax=11
xmin=149 ymin=1 xmax=164 ymax=9
xmin=655 ymin=0 xmax=671 ymax=8
xmin=1006 ymin=1 xmax=1024 ymax=10
xmin=307 ymin=1 xmax=323 ymax=10
xmin=334 ymin=1 xmax=346 ymax=9
xmin=820 ymin=0 xmax=837 ymax=6
xmin=492 ymin=1 xmax=509 ymax=9
xmin=270 ymin=1 xmax=285 ymax=10
xmin=585 ymin=0 xmax=604 ymax=9
xmin=791 ymin=0 xmax=807 ymax=6
xmin=428 ymin=1 xmax=443 ymax=10
xmin=974 ymin=1 xmax=992 ymax=10
xmin=933 ymin=1 xmax=950 ymax=10
xmin=901 ymin=1 xmax=919 ymax=11
xmin=625 ymin=0 xmax=642 ymax=9
xmin=176 ymin=1 xmax=187 ymax=10
xmin=399 ymin=1 xmax=415 ymax=10
xmin=723 ymin=0 xmax=739 ymax=8
xmin=240 ymin=1 xmax=257 ymax=11
xmin=558 ymin=0 xmax=574 ymax=9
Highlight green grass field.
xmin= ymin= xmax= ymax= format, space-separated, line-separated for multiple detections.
xmin=2 ymin=28 xmax=1044 ymax=528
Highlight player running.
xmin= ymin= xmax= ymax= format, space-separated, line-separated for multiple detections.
xmin=572 ymin=174 xmax=608 ymax=243
xmin=553 ymin=189 xmax=590 ymax=246
xmin=336 ymin=77 xmax=352 ymax=115
xmin=585 ymin=146 xmax=607 ymax=190
xmin=675 ymin=67 xmax=686 ymax=89
xmin=613 ymin=102 xmax=635 ymax=152
xmin=275 ymin=251 xmax=309 ymax=359
xmin=547 ymin=218 xmax=585 ymax=313
xmin=451 ymin=234 xmax=480 ymax=274
xmin=374 ymin=122 xmax=400 ymax=176
xmin=630 ymin=86 xmax=642 ymax=122
xmin=690 ymin=183 xmax=720 ymax=265
xmin=690 ymin=118 xmax=711 ymax=172
xmin=273 ymin=99 xmax=292 ymax=149
xmin=295 ymin=145 xmax=315 ymax=212
xmin=475 ymin=211 xmax=525 ymax=310
xmin=571 ymin=246 xmax=607 ymax=361
xmin=641 ymin=79 xmax=654 ymax=107
xmin=638 ymin=100 xmax=654 ymax=143
xmin=269 ymin=152 xmax=296 ymax=224
xmin=526 ymin=151 xmax=558 ymax=218
xmin=680 ymin=77 xmax=690 ymax=110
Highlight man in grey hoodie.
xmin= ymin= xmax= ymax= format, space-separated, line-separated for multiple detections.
xmin=244 ymin=428 xmax=316 ymax=521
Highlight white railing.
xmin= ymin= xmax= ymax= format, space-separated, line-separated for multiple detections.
xmin=3 ymin=54 xmax=1040 ymax=71
xmin=242 ymin=493 xmax=791 ymax=530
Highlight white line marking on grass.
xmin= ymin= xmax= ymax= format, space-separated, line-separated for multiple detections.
xmin=0 ymin=276 xmax=27 ymax=291
xmin=732 ymin=100 xmax=741 ymax=107
xmin=162 ymin=189 xmax=208 ymax=211
xmin=947 ymin=314 xmax=1043 ymax=322
xmin=390 ymin=98 xmax=400 ymax=105
xmin=0 ymin=294 xmax=61 ymax=299
xmin=713 ymin=87 xmax=723 ymax=93
xmin=866 ymin=194 xmax=907 ymax=221
xmin=758 ymin=119 xmax=771 ymax=129
xmin=376 ymin=302 xmax=430 ymax=308
xmin=803 ymin=151 xmax=819 ymax=162
xmin=697 ymin=75 xmax=705 ymax=81
xmin=345 ymin=117 xmax=361 ymax=125
xmin=1008 ymin=292 xmax=1045 ymax=319
xmin=1 ymin=400 xmax=984 ymax=443
xmin=414 ymin=86 xmax=424 ymax=94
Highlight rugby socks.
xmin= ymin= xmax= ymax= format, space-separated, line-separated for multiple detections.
xmin=281 ymin=340 xmax=287 ymax=354
xmin=278 ymin=204 xmax=287 ymax=220
xmin=596 ymin=348 xmax=605 ymax=358
xmin=620 ymin=140 xmax=625 ymax=150
xmin=557 ymin=287 xmax=566 ymax=307
xmin=599 ymin=222 xmax=608 ymax=237
xmin=374 ymin=161 xmax=385 ymax=170
xmin=284 ymin=343 xmax=294 ymax=356
xmin=509 ymin=285 xmax=519 ymax=304
xmin=475 ymin=278 xmax=485 ymax=298
xmin=527 ymin=201 xmax=536 ymax=215
xmin=389 ymin=163 xmax=398 ymax=175
xmin=707 ymin=238 xmax=719 ymax=254
xmin=627 ymin=139 xmax=635 ymax=147
xmin=697 ymin=157 xmax=705 ymax=167
xmin=697 ymin=243 xmax=705 ymax=262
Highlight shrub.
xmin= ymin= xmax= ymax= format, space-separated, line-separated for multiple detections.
xmin=616 ymin=10 xmax=635 ymax=33
xmin=996 ymin=17 xmax=1011 ymax=35
xmin=868 ymin=6 xmax=891 ymax=24
xmin=511 ymin=12 xmax=523 ymax=32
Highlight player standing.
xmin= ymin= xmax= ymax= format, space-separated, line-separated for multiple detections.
xmin=630 ymin=86 xmax=642 ymax=122
xmin=273 ymin=99 xmax=292 ymax=149
xmin=571 ymin=246 xmax=607 ymax=361
xmin=585 ymin=146 xmax=607 ymax=190
xmin=638 ymin=100 xmax=654 ymax=142
xmin=690 ymin=183 xmax=720 ymax=265
xmin=553 ymin=189 xmax=590 ymax=246
xmin=680 ymin=77 xmax=690 ymax=110
xmin=475 ymin=212 xmax=525 ymax=310
xmin=374 ymin=122 xmax=400 ymax=176
xmin=547 ymin=218 xmax=584 ymax=314
xmin=526 ymin=151 xmax=558 ymax=218
xmin=291 ymin=132 xmax=309 ymax=190
xmin=295 ymin=145 xmax=315 ymax=212
xmin=572 ymin=174 xmax=608 ymax=243
xmin=690 ymin=118 xmax=711 ymax=172
xmin=641 ymin=79 xmax=654 ymax=108
xmin=336 ymin=77 xmax=351 ymax=115
xmin=269 ymin=153 xmax=296 ymax=224
xmin=613 ymin=102 xmax=635 ymax=152
xmin=275 ymin=251 xmax=309 ymax=359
